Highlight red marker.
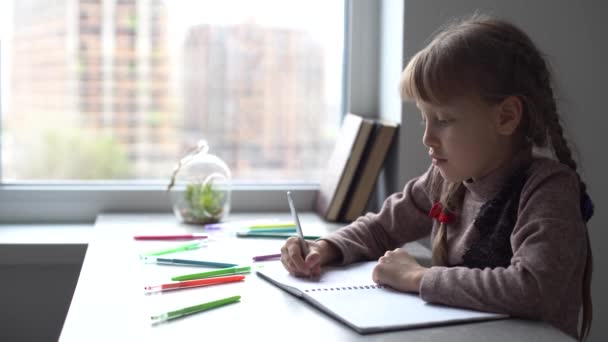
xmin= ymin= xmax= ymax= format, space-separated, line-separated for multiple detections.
xmin=134 ymin=233 xmax=207 ymax=241
xmin=144 ymin=275 xmax=245 ymax=293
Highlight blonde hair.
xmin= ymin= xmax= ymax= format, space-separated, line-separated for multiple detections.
xmin=401 ymin=14 xmax=593 ymax=341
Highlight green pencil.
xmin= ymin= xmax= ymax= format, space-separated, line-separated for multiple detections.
xmin=171 ymin=265 xmax=252 ymax=281
xmin=142 ymin=241 xmax=204 ymax=256
xmin=150 ymin=295 xmax=241 ymax=324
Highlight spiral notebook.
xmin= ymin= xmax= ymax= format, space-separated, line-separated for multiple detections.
xmin=257 ymin=261 xmax=506 ymax=334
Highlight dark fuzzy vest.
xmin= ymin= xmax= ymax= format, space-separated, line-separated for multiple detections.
xmin=460 ymin=166 xmax=529 ymax=269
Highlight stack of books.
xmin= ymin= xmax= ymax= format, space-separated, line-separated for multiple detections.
xmin=316 ymin=113 xmax=399 ymax=223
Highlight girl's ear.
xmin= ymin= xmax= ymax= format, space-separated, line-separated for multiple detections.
xmin=495 ymin=96 xmax=523 ymax=136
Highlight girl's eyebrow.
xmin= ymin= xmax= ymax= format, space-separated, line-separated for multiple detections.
xmin=418 ymin=108 xmax=434 ymax=118
xmin=416 ymin=101 xmax=439 ymax=113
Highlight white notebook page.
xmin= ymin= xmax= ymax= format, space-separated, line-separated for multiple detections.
xmin=257 ymin=261 xmax=507 ymax=333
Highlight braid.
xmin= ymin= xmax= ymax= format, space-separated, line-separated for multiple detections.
xmin=537 ymin=65 xmax=594 ymax=342
xmin=547 ymin=107 xmax=586 ymax=189
xmin=431 ymin=171 xmax=464 ymax=266
xmin=432 ymin=222 xmax=449 ymax=266
xmin=539 ymin=71 xmax=594 ymax=221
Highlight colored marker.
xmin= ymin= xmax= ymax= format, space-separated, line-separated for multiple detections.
xmin=236 ymin=231 xmax=321 ymax=240
xmin=252 ymin=253 xmax=282 ymax=262
xmin=172 ymin=265 xmax=253 ymax=281
xmin=134 ymin=234 xmax=207 ymax=241
xmin=151 ymin=295 xmax=241 ymax=324
xmin=142 ymin=241 xmax=205 ymax=257
xmin=245 ymin=227 xmax=296 ymax=233
xmin=141 ymin=256 xmax=238 ymax=268
xmin=203 ymin=220 xmax=293 ymax=230
xmin=144 ymin=275 xmax=245 ymax=293
xmin=203 ymin=222 xmax=229 ymax=230
xmin=248 ymin=222 xmax=296 ymax=229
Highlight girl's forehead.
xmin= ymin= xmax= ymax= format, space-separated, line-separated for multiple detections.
xmin=415 ymin=100 xmax=453 ymax=112
xmin=416 ymin=94 xmax=485 ymax=112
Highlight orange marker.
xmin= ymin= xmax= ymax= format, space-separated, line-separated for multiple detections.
xmin=144 ymin=274 xmax=245 ymax=293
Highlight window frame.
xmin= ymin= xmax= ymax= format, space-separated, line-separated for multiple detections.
xmin=0 ymin=0 xmax=382 ymax=223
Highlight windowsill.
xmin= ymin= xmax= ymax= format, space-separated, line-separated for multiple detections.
xmin=0 ymin=224 xmax=93 ymax=245
xmin=0 ymin=185 xmax=319 ymax=223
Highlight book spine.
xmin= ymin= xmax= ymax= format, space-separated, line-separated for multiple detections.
xmin=343 ymin=123 xmax=398 ymax=222
xmin=325 ymin=119 xmax=374 ymax=221
xmin=315 ymin=113 xmax=363 ymax=219
xmin=338 ymin=122 xmax=379 ymax=221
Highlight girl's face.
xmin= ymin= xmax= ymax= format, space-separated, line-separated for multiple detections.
xmin=417 ymin=95 xmax=514 ymax=183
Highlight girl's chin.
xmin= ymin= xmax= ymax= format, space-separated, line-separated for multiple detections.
xmin=437 ymin=167 xmax=466 ymax=183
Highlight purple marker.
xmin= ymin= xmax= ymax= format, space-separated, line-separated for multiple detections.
xmin=203 ymin=222 xmax=226 ymax=230
xmin=252 ymin=253 xmax=282 ymax=262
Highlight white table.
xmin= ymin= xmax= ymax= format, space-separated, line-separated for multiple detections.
xmin=60 ymin=213 xmax=574 ymax=342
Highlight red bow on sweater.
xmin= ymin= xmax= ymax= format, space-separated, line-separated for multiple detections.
xmin=429 ymin=202 xmax=455 ymax=224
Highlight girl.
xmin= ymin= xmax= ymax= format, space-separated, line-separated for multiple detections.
xmin=280 ymin=14 xmax=594 ymax=341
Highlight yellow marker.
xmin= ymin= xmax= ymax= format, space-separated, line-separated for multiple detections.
xmin=248 ymin=222 xmax=296 ymax=229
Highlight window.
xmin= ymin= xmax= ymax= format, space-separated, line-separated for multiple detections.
xmin=0 ymin=0 xmax=379 ymax=223
xmin=0 ymin=0 xmax=345 ymax=183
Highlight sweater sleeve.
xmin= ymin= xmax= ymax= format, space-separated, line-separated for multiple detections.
xmin=419 ymin=163 xmax=587 ymax=326
xmin=321 ymin=165 xmax=435 ymax=265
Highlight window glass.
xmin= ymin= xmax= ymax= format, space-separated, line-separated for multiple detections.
xmin=0 ymin=0 xmax=344 ymax=182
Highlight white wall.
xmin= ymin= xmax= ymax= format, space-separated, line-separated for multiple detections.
xmin=348 ymin=0 xmax=380 ymax=118
xmin=394 ymin=1 xmax=607 ymax=340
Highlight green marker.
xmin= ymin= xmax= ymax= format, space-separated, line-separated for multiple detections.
xmin=143 ymin=241 xmax=204 ymax=256
xmin=236 ymin=231 xmax=321 ymax=240
xmin=150 ymin=295 xmax=241 ymax=324
xmin=171 ymin=265 xmax=253 ymax=281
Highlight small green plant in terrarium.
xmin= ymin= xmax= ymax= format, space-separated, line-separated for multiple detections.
xmin=167 ymin=140 xmax=231 ymax=225
xmin=183 ymin=181 xmax=225 ymax=222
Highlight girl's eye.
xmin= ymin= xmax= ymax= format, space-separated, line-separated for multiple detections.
xmin=437 ymin=118 xmax=452 ymax=125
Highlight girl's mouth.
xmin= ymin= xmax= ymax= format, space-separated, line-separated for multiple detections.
xmin=432 ymin=157 xmax=446 ymax=165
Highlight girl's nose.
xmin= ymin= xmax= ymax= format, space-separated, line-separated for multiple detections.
xmin=422 ymin=124 xmax=438 ymax=148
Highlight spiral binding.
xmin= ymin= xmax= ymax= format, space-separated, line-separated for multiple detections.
xmin=304 ymin=284 xmax=385 ymax=292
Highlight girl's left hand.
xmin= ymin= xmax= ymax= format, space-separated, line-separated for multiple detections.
xmin=372 ymin=248 xmax=428 ymax=293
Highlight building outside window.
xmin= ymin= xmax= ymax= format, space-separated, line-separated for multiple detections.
xmin=0 ymin=0 xmax=345 ymax=184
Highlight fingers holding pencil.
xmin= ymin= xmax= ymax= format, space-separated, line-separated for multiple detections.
xmin=280 ymin=238 xmax=342 ymax=278
xmin=280 ymin=237 xmax=320 ymax=277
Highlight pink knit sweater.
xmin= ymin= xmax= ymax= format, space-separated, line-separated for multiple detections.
xmin=321 ymin=149 xmax=587 ymax=338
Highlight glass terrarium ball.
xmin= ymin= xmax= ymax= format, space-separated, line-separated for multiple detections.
xmin=168 ymin=140 xmax=231 ymax=224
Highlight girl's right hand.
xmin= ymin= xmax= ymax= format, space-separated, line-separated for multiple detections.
xmin=280 ymin=238 xmax=338 ymax=277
